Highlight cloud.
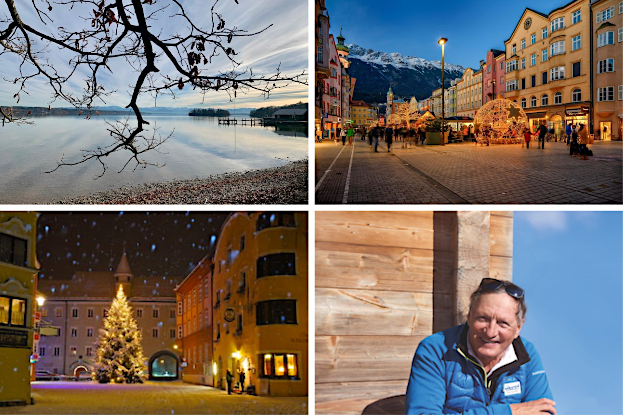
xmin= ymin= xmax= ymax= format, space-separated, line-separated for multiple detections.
xmin=517 ymin=212 xmax=569 ymax=232
xmin=0 ymin=0 xmax=307 ymax=108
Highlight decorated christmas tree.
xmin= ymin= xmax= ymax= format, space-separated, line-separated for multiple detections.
xmin=94 ymin=285 xmax=146 ymax=383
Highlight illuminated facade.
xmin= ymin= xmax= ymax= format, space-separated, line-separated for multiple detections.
xmin=175 ymin=256 xmax=213 ymax=386
xmin=36 ymin=253 xmax=181 ymax=380
xmin=315 ymin=0 xmax=330 ymax=131
xmin=504 ymin=1 xmax=592 ymax=133
xmin=212 ymin=212 xmax=308 ymax=397
xmin=0 ymin=213 xmax=39 ymax=406
xmin=592 ymin=0 xmax=623 ymax=140
xmin=483 ymin=49 xmax=506 ymax=103
xmin=457 ymin=67 xmax=483 ymax=118
xmin=350 ymin=100 xmax=377 ymax=127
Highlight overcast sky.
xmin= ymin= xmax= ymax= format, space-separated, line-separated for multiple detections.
xmin=0 ymin=0 xmax=307 ymax=109
xmin=327 ymin=0 xmax=582 ymax=69
xmin=514 ymin=211 xmax=622 ymax=415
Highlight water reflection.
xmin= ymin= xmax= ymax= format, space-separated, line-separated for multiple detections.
xmin=0 ymin=115 xmax=308 ymax=203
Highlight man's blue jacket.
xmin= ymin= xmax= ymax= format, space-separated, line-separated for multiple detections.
xmin=405 ymin=324 xmax=553 ymax=414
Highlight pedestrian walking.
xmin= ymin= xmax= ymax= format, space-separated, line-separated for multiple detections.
xmin=347 ymin=125 xmax=354 ymax=145
xmin=372 ymin=126 xmax=380 ymax=152
xmin=419 ymin=127 xmax=426 ymax=146
xmin=340 ymin=127 xmax=346 ymax=145
xmin=523 ymin=127 xmax=532 ymax=149
xmin=565 ymin=123 xmax=572 ymax=145
xmin=360 ymin=126 xmax=366 ymax=141
xmin=239 ymin=369 xmax=246 ymax=393
xmin=385 ymin=126 xmax=393 ymax=152
xmin=537 ymin=121 xmax=547 ymax=149
xmin=570 ymin=126 xmax=579 ymax=156
xmin=226 ymin=370 xmax=233 ymax=395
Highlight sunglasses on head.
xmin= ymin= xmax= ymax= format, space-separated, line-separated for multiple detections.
xmin=478 ymin=278 xmax=525 ymax=299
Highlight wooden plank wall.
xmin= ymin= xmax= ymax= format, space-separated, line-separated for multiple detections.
xmin=315 ymin=211 xmax=513 ymax=415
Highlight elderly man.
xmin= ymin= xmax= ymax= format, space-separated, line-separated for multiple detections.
xmin=405 ymin=278 xmax=555 ymax=415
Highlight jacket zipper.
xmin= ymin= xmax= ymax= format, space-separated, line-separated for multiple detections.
xmin=457 ymin=348 xmax=493 ymax=400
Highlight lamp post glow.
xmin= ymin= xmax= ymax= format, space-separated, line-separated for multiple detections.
xmin=438 ymin=38 xmax=447 ymax=145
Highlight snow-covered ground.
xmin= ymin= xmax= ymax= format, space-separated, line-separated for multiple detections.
xmin=0 ymin=381 xmax=308 ymax=414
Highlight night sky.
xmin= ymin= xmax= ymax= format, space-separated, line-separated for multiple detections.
xmin=36 ymin=212 xmax=231 ymax=281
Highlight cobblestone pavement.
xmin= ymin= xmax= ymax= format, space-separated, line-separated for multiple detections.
xmin=0 ymin=381 xmax=308 ymax=414
xmin=315 ymin=137 xmax=622 ymax=204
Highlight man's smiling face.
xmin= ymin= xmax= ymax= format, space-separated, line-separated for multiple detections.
xmin=467 ymin=292 xmax=523 ymax=369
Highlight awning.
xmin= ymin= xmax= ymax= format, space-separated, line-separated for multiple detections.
xmin=566 ymin=107 xmax=590 ymax=116
xmin=526 ymin=112 xmax=547 ymax=119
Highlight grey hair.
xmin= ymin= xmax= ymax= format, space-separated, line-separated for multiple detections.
xmin=469 ymin=285 xmax=527 ymax=325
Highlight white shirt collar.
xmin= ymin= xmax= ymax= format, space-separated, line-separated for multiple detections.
xmin=467 ymin=339 xmax=518 ymax=376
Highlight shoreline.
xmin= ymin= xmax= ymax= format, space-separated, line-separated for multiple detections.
xmin=55 ymin=160 xmax=308 ymax=205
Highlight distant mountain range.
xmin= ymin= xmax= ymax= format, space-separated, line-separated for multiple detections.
xmin=347 ymin=44 xmax=465 ymax=104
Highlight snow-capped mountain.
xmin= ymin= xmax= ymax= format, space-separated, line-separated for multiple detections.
xmin=346 ymin=44 xmax=465 ymax=104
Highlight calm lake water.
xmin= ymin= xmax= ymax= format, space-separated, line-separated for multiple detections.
xmin=0 ymin=115 xmax=308 ymax=204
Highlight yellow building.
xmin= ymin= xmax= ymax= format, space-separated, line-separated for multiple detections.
xmin=212 ymin=212 xmax=308 ymax=397
xmin=505 ymin=1 xmax=592 ymax=133
xmin=456 ymin=67 xmax=483 ymax=119
xmin=0 ymin=212 xmax=39 ymax=406
xmin=350 ymin=100 xmax=376 ymax=127
xmin=592 ymin=0 xmax=623 ymax=140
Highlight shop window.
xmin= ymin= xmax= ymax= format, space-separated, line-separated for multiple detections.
xmin=257 ymin=253 xmax=296 ymax=278
xmin=0 ymin=233 xmax=27 ymax=267
xmin=260 ymin=353 xmax=299 ymax=379
xmin=256 ymin=213 xmax=296 ymax=232
xmin=256 ymin=299 xmax=297 ymax=325
xmin=0 ymin=296 xmax=26 ymax=327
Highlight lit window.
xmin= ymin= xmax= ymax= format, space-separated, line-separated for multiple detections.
xmin=0 ymin=296 xmax=26 ymax=327
xmin=260 ymin=353 xmax=298 ymax=379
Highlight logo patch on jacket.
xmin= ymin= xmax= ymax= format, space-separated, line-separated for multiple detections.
xmin=503 ymin=381 xmax=521 ymax=396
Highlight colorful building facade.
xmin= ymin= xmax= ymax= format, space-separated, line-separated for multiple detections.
xmin=350 ymin=100 xmax=377 ymax=127
xmin=36 ymin=253 xmax=181 ymax=380
xmin=0 ymin=213 xmax=39 ymax=406
xmin=457 ymin=67 xmax=483 ymax=119
xmin=483 ymin=49 xmax=506 ymax=104
xmin=315 ymin=0 xmax=330 ymax=132
xmin=505 ymin=1 xmax=592 ymax=134
xmin=175 ymin=256 xmax=213 ymax=386
xmin=212 ymin=212 xmax=308 ymax=397
xmin=592 ymin=0 xmax=623 ymax=140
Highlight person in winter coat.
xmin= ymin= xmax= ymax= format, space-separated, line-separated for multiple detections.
xmin=578 ymin=124 xmax=589 ymax=158
xmin=537 ymin=121 xmax=548 ymax=149
xmin=523 ymin=127 xmax=532 ymax=149
xmin=226 ymin=370 xmax=233 ymax=395
xmin=385 ymin=127 xmax=394 ymax=152
xmin=405 ymin=278 xmax=555 ymax=415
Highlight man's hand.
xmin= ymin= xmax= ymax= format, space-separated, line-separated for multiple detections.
xmin=510 ymin=399 xmax=557 ymax=415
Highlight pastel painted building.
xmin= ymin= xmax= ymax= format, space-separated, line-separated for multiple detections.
xmin=350 ymin=100 xmax=377 ymax=127
xmin=212 ymin=212 xmax=308 ymax=397
xmin=0 ymin=213 xmax=39 ymax=406
xmin=321 ymin=35 xmax=342 ymax=139
xmin=483 ymin=49 xmax=506 ymax=103
xmin=36 ymin=253 xmax=182 ymax=380
xmin=457 ymin=67 xmax=483 ymax=119
xmin=315 ymin=0 xmax=330 ymax=131
xmin=504 ymin=1 xmax=592 ymax=133
xmin=591 ymin=0 xmax=623 ymax=140
xmin=175 ymin=256 xmax=213 ymax=386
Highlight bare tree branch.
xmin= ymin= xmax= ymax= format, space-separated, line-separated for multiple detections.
xmin=1 ymin=0 xmax=307 ymax=176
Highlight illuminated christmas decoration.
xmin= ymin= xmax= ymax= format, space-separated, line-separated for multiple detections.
xmin=94 ymin=285 xmax=146 ymax=383
xmin=474 ymin=98 xmax=528 ymax=144
xmin=387 ymin=113 xmax=402 ymax=126
xmin=396 ymin=98 xmax=420 ymax=127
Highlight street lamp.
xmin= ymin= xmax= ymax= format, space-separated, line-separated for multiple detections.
xmin=438 ymin=38 xmax=448 ymax=146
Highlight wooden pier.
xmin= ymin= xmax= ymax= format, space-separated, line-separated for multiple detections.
xmin=218 ymin=118 xmax=263 ymax=126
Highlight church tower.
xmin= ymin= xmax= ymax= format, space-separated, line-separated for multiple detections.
xmin=387 ymin=86 xmax=394 ymax=116
xmin=114 ymin=251 xmax=133 ymax=298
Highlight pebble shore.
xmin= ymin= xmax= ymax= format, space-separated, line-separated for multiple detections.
xmin=56 ymin=160 xmax=308 ymax=204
